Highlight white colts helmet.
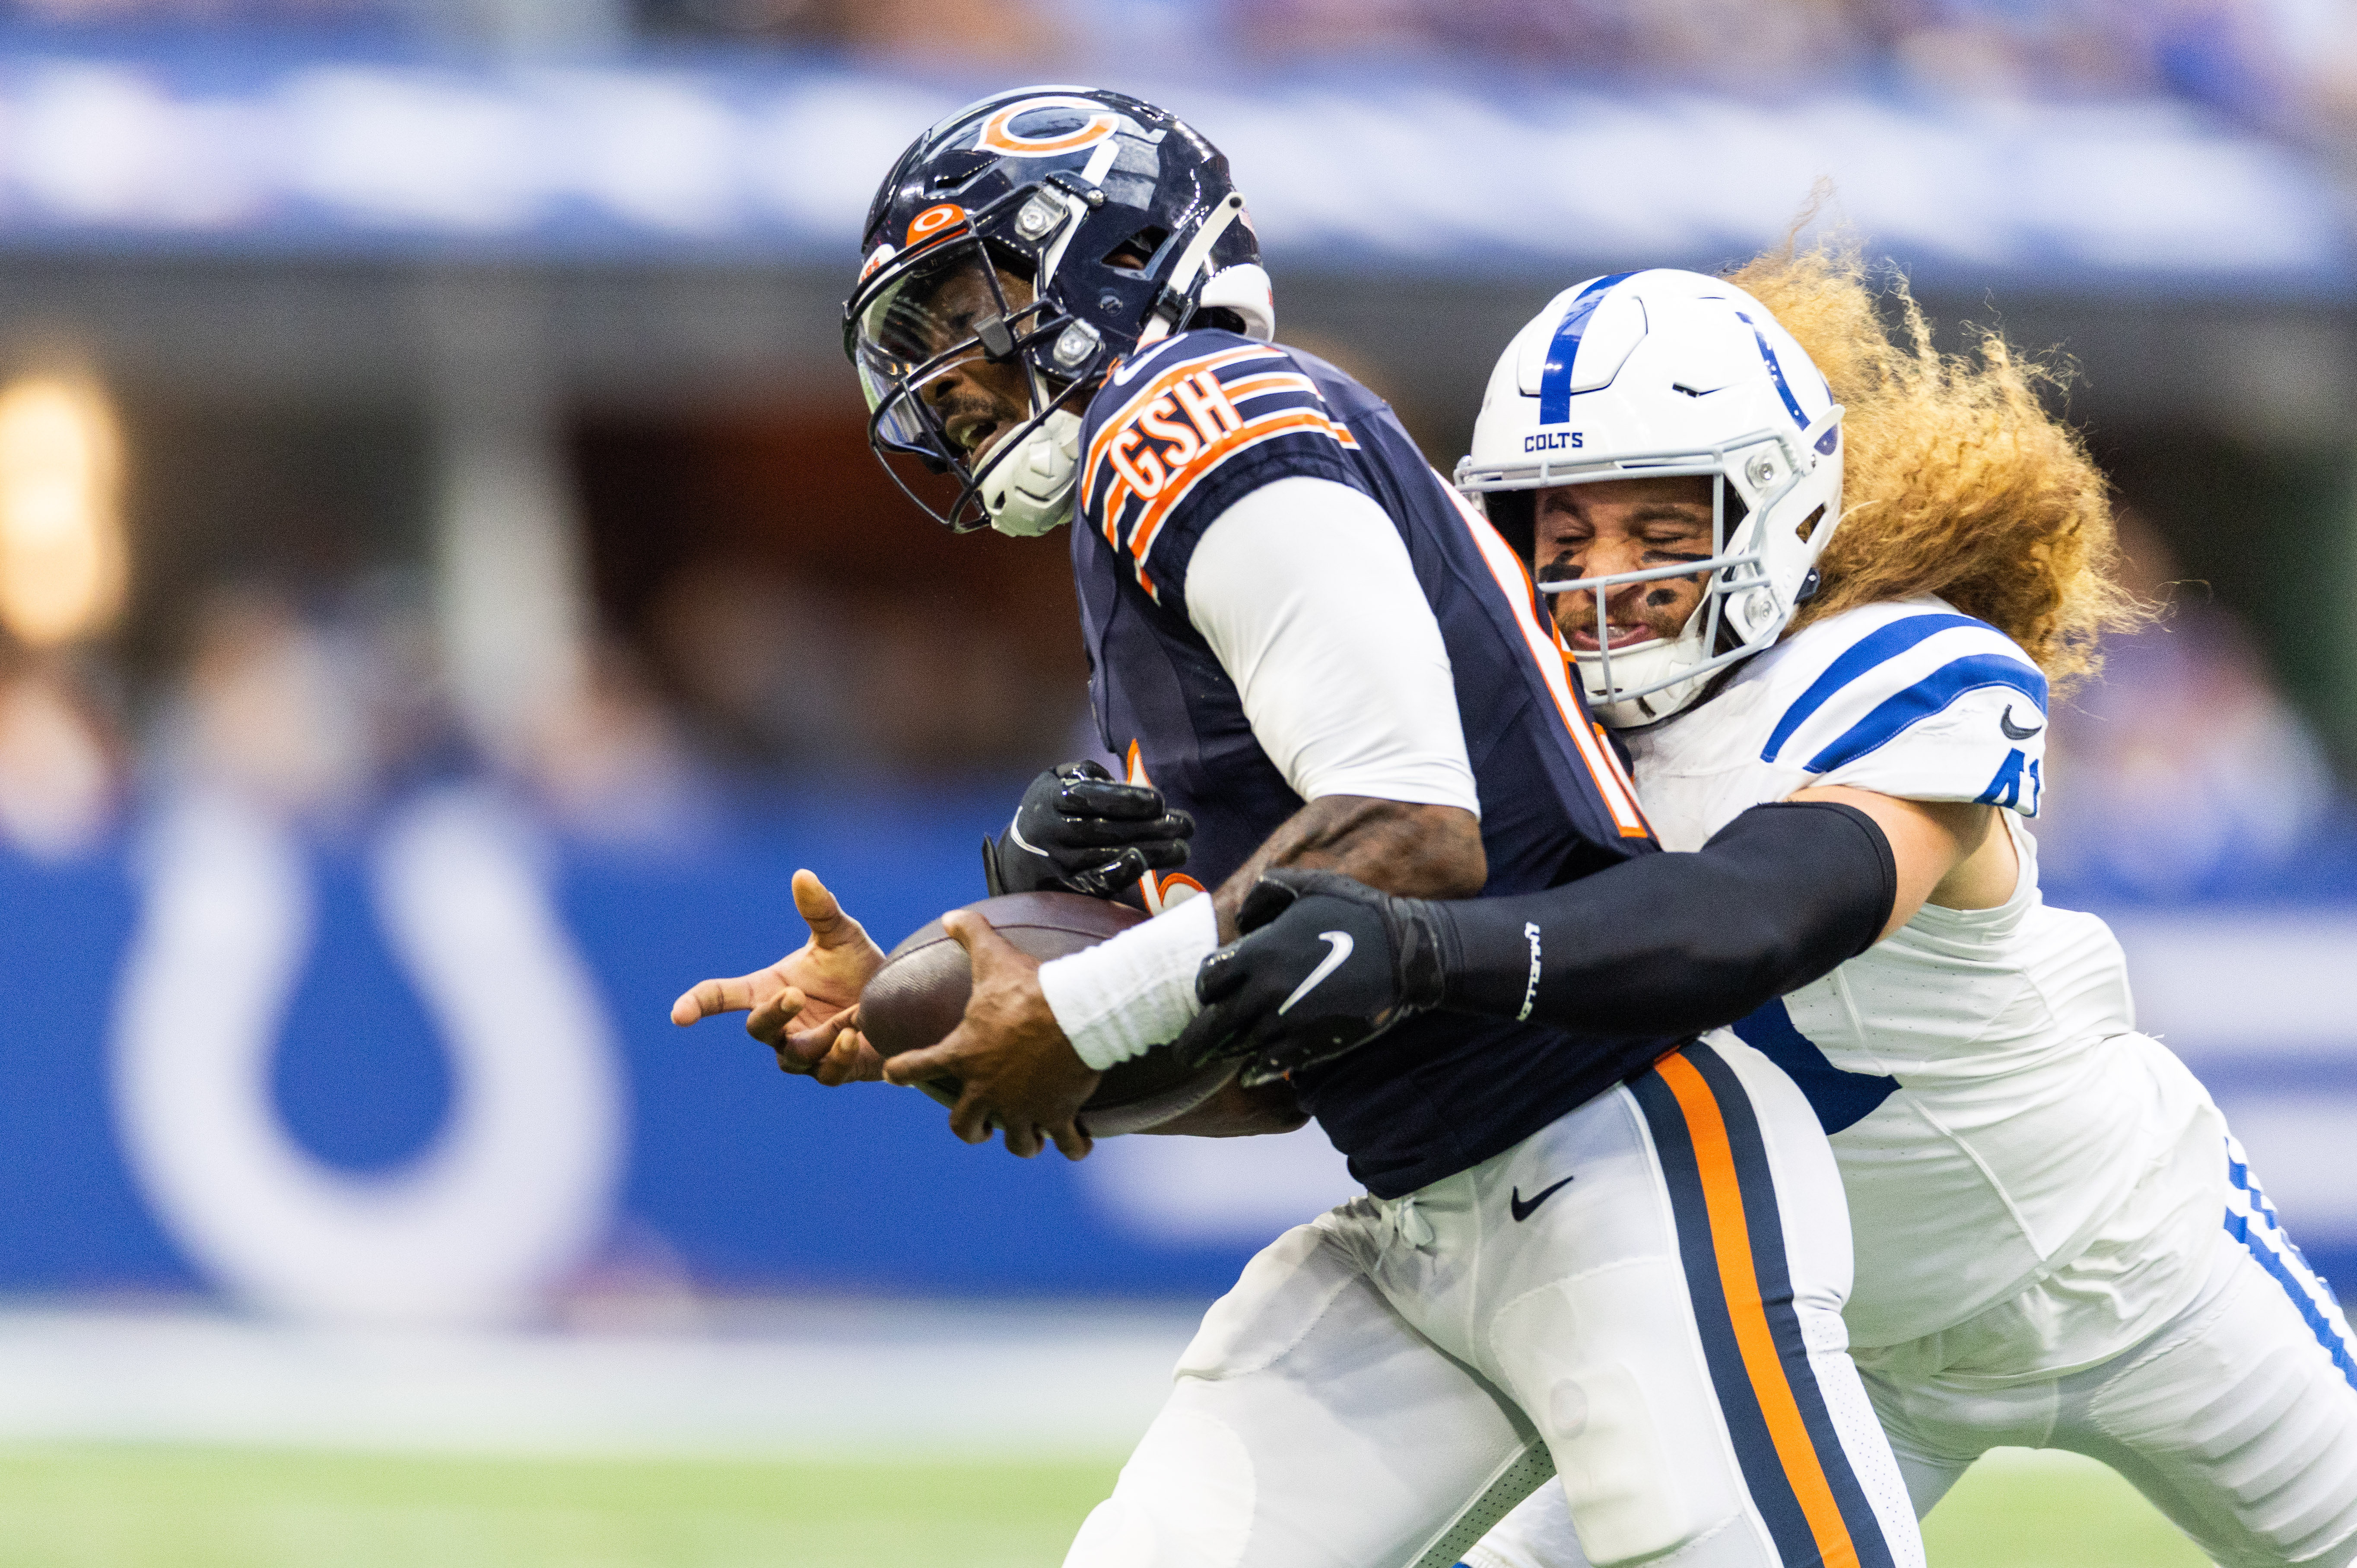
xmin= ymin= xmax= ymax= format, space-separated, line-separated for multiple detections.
xmin=1456 ymin=269 xmax=1844 ymax=728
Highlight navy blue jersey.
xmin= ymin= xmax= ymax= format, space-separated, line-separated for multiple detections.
xmin=1070 ymin=329 xmax=1679 ymax=1196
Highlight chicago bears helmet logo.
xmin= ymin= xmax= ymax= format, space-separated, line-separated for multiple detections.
xmin=904 ymin=203 xmax=966 ymax=246
xmin=976 ymin=97 xmax=1121 ymax=158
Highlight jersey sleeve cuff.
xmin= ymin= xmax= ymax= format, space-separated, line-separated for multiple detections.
xmin=1290 ymin=761 xmax=1481 ymax=816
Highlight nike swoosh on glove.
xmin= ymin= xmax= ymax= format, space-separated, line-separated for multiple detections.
xmin=982 ymin=760 xmax=1196 ymax=899
xmin=1172 ymin=868 xmax=1449 ymax=1087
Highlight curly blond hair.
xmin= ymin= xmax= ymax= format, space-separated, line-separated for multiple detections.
xmin=1726 ymin=241 xmax=2144 ymax=692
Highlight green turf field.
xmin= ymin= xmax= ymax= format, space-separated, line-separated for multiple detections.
xmin=0 ymin=1444 xmax=2207 ymax=1567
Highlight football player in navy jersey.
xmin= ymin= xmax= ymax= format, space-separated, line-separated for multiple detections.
xmin=674 ymin=88 xmax=1927 ymax=1567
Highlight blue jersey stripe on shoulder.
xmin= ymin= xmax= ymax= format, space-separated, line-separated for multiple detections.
xmin=1762 ymin=613 xmax=1987 ymax=763
xmin=1537 ymin=273 xmax=1633 ymax=425
xmin=1803 ymin=653 xmax=2049 ymax=774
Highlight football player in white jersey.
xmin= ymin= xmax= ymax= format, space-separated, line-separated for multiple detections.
xmin=1179 ymin=254 xmax=2357 ymax=1568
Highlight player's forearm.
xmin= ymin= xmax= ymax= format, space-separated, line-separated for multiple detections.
xmin=1215 ymin=795 xmax=1485 ymax=941
xmin=1429 ymin=801 xmax=1893 ymax=1037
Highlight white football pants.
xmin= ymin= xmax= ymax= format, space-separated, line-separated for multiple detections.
xmin=1064 ymin=1039 xmax=1925 ymax=1568
xmin=1464 ymin=1137 xmax=2357 ymax=1568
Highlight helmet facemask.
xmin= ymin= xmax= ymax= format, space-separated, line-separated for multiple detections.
xmin=847 ymin=188 xmax=1105 ymax=535
xmin=846 ymin=87 xmax=1273 ymax=537
xmin=1520 ymin=423 xmax=1836 ymax=727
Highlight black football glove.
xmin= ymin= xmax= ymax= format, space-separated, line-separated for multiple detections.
xmin=982 ymin=760 xmax=1195 ymax=900
xmin=1172 ymin=869 xmax=1451 ymax=1086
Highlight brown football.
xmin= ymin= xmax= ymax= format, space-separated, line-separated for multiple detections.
xmin=859 ymin=890 xmax=1232 ymax=1136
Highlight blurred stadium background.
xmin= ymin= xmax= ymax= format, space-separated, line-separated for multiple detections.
xmin=0 ymin=0 xmax=2350 ymax=1562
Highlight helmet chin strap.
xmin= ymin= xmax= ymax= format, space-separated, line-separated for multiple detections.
xmin=1138 ymin=192 xmax=1250 ymax=348
xmin=1576 ymin=613 xmax=1715 ymax=728
xmin=981 ymin=409 xmax=1083 ymax=536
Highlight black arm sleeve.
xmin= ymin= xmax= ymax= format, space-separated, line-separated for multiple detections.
xmin=1428 ymin=800 xmax=1896 ymax=1038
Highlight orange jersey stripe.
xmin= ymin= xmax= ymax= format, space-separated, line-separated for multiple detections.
xmin=1219 ymin=369 xmax=1319 ymax=402
xmin=1654 ymin=1052 xmax=1864 ymax=1568
xmin=1081 ymin=344 xmax=1281 ymax=511
xmin=1124 ymin=408 xmax=1353 ymax=570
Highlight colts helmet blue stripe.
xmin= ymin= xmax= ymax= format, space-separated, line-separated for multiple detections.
xmin=1804 ymin=653 xmax=2050 ymax=774
xmin=1734 ymin=310 xmax=1810 ymax=427
xmin=1762 ymin=613 xmax=1987 ymax=762
xmin=1537 ymin=272 xmax=1634 ymax=425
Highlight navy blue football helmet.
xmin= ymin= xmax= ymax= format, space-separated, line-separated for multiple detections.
xmin=845 ymin=86 xmax=1272 ymax=534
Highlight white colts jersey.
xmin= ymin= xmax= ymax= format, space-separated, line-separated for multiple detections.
xmin=1625 ymin=597 xmax=2226 ymax=1371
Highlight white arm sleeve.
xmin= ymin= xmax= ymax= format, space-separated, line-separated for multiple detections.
xmin=1185 ymin=475 xmax=1479 ymax=813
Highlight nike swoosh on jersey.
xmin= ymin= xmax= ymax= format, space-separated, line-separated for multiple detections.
xmin=1278 ymin=930 xmax=1354 ymax=1016
xmin=1999 ymin=705 xmax=2044 ymax=740
xmin=1510 ymin=1175 xmax=1575 ymax=1222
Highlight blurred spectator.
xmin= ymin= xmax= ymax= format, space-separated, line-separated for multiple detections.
xmin=0 ymin=0 xmax=396 ymax=26
xmin=515 ymin=636 xmax=711 ymax=847
xmin=577 ymin=407 xmax=1091 ymax=783
xmin=1234 ymin=0 xmax=1863 ymax=87
xmin=643 ymin=555 xmax=1084 ymax=776
xmin=2033 ymin=511 xmax=2338 ymax=896
xmin=155 ymin=587 xmax=377 ymax=819
xmin=638 ymin=0 xmax=1058 ymax=60
xmin=0 ymin=652 xmax=121 ymax=860
xmin=644 ymin=553 xmax=857 ymax=767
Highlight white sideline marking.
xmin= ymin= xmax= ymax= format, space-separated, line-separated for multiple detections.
xmin=0 ymin=1302 xmax=1194 ymax=1459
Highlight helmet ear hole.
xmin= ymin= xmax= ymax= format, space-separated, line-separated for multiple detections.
xmin=1102 ymin=226 xmax=1170 ymax=272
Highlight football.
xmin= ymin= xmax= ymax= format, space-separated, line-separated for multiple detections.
xmin=860 ymin=890 xmax=1232 ymax=1136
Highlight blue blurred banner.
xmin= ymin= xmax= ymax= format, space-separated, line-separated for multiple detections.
xmin=4 ymin=781 xmax=2352 ymax=1325
xmin=0 ymin=783 xmax=1361 ymax=1325
xmin=0 ymin=46 xmax=2339 ymax=287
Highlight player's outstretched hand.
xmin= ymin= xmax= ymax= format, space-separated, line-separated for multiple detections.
xmin=1172 ymin=869 xmax=1450 ymax=1085
xmin=882 ymin=909 xmax=1100 ymax=1161
xmin=670 ymin=869 xmax=890 ymax=1082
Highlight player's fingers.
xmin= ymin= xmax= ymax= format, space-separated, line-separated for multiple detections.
xmin=671 ymin=973 xmax=769 ymax=1025
xmin=792 ymin=869 xmax=870 ymax=949
xmin=1055 ymin=777 xmax=1167 ymax=819
xmin=813 ymin=1029 xmax=886 ymax=1086
xmin=1194 ymin=943 xmax=1251 ymax=1006
xmin=1000 ymin=1118 xmax=1044 ymax=1159
xmin=776 ymin=1000 xmax=851 ymax=1072
xmin=1049 ymin=815 xmax=1183 ymax=848
xmin=883 ymin=1036 xmax=957 ymax=1088
xmin=1047 ymin=1119 xmax=1093 ymax=1162
xmin=1137 ymin=839 xmax=1191 ymax=870
xmin=1070 ymin=848 xmax=1148 ymax=899
xmin=941 ymin=909 xmax=1023 ymax=973
xmin=1235 ymin=877 xmax=1309 ymax=934
xmin=746 ymin=986 xmax=813 ymax=1050
xmin=945 ymin=1085 xmax=996 ymax=1146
